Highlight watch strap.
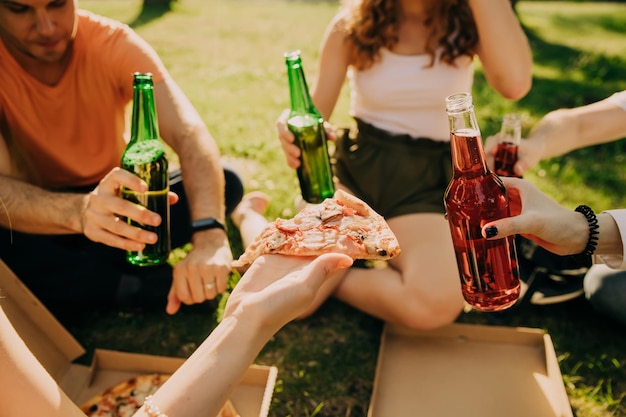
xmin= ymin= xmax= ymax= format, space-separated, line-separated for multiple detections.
xmin=191 ymin=217 xmax=226 ymax=233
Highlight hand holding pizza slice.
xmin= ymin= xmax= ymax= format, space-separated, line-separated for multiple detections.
xmin=232 ymin=190 xmax=401 ymax=268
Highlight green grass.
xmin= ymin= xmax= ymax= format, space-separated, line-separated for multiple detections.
xmin=70 ymin=1 xmax=626 ymax=416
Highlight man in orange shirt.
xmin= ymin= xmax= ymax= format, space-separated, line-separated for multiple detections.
xmin=0 ymin=0 xmax=243 ymax=315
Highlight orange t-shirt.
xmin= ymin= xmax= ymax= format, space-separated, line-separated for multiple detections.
xmin=0 ymin=10 xmax=166 ymax=189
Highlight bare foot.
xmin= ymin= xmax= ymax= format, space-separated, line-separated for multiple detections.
xmin=231 ymin=191 xmax=270 ymax=229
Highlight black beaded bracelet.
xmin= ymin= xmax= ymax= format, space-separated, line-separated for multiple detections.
xmin=571 ymin=205 xmax=599 ymax=263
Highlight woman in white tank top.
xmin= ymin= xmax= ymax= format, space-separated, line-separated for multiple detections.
xmin=275 ymin=0 xmax=533 ymax=329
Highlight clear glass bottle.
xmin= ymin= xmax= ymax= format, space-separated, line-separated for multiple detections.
xmin=493 ymin=113 xmax=522 ymax=178
xmin=121 ymin=73 xmax=171 ymax=266
xmin=443 ymin=92 xmax=520 ymax=312
xmin=284 ymin=50 xmax=335 ymax=204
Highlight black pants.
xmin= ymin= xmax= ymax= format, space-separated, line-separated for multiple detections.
xmin=0 ymin=164 xmax=244 ymax=313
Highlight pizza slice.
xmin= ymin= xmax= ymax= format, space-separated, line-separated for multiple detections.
xmin=80 ymin=373 xmax=239 ymax=417
xmin=232 ymin=189 xmax=401 ymax=268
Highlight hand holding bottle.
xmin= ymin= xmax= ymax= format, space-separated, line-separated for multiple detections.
xmin=481 ymin=177 xmax=589 ymax=256
xmin=80 ymin=167 xmax=178 ymax=251
xmin=484 ymin=121 xmax=547 ymax=178
xmin=276 ymin=109 xmax=339 ymax=170
xmin=281 ymin=50 xmax=336 ymax=204
xmin=491 ymin=113 xmax=522 ymax=178
xmin=121 ymin=73 xmax=171 ymax=266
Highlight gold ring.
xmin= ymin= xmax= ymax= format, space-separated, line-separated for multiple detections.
xmin=204 ymin=282 xmax=216 ymax=291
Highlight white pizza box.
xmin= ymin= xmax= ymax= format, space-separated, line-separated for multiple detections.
xmin=367 ymin=322 xmax=573 ymax=417
xmin=0 ymin=259 xmax=277 ymax=417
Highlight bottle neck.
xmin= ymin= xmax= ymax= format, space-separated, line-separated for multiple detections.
xmin=450 ymin=130 xmax=489 ymax=176
xmin=447 ymin=106 xmax=488 ymax=176
xmin=286 ymin=60 xmax=320 ymax=117
xmin=130 ymin=83 xmax=160 ymax=143
xmin=499 ymin=113 xmax=522 ymax=145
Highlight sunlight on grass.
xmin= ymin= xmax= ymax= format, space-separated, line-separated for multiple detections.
xmin=519 ymin=2 xmax=626 ymax=57
xmin=76 ymin=2 xmax=626 ymax=416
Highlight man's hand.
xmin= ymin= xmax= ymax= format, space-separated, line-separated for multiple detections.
xmin=166 ymin=229 xmax=233 ymax=314
xmin=81 ymin=167 xmax=178 ymax=251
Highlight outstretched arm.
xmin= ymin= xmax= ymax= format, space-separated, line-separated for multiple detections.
xmin=0 ymin=254 xmax=353 ymax=417
xmin=142 ymin=253 xmax=353 ymax=417
xmin=525 ymin=93 xmax=626 ymax=162
xmin=485 ymin=92 xmax=626 ymax=176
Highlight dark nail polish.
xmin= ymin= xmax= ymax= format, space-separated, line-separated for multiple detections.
xmin=485 ymin=226 xmax=498 ymax=238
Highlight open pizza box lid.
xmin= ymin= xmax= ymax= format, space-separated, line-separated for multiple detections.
xmin=367 ymin=322 xmax=573 ymax=417
xmin=0 ymin=259 xmax=277 ymax=417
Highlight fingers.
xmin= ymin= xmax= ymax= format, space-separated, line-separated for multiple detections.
xmin=228 ymin=254 xmax=353 ymax=323
xmin=513 ymin=151 xmax=534 ymax=177
xmin=482 ymin=177 xmax=533 ymax=239
xmin=99 ymin=167 xmax=148 ymax=195
xmin=169 ymin=259 xmax=231 ymax=312
xmin=308 ymin=253 xmax=354 ymax=279
xmin=168 ymin=191 xmax=179 ymax=206
xmin=166 ymin=288 xmax=181 ymax=315
xmin=82 ymin=168 xmax=163 ymax=250
xmin=276 ymin=109 xmax=302 ymax=169
xmin=323 ymin=121 xmax=338 ymax=142
xmin=481 ymin=217 xmax=519 ymax=240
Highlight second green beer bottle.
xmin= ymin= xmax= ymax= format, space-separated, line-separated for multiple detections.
xmin=284 ymin=50 xmax=335 ymax=204
xmin=121 ymin=72 xmax=171 ymax=266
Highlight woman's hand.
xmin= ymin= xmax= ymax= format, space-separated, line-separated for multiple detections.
xmin=276 ymin=109 xmax=302 ymax=169
xmin=481 ymin=177 xmax=588 ymax=255
xmin=224 ymin=253 xmax=353 ymax=332
xmin=276 ymin=110 xmax=338 ymax=170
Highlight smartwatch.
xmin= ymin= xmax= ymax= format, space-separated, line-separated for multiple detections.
xmin=191 ymin=217 xmax=226 ymax=233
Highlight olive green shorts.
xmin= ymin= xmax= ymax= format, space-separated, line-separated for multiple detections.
xmin=333 ymin=118 xmax=452 ymax=219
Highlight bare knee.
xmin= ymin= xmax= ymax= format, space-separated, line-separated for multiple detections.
xmin=393 ymin=288 xmax=464 ymax=330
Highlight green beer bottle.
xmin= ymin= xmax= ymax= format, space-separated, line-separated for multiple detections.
xmin=284 ymin=50 xmax=335 ymax=204
xmin=121 ymin=73 xmax=171 ymax=266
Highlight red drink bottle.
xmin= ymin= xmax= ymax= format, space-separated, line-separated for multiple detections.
xmin=493 ymin=113 xmax=522 ymax=178
xmin=443 ymin=93 xmax=520 ymax=312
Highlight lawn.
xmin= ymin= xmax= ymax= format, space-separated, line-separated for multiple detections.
xmin=69 ymin=1 xmax=626 ymax=416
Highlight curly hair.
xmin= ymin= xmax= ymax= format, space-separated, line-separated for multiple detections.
xmin=340 ymin=0 xmax=478 ymax=70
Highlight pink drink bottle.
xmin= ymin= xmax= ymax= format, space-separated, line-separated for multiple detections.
xmin=443 ymin=92 xmax=521 ymax=311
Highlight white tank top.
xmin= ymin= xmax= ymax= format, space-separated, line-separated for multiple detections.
xmin=349 ymin=48 xmax=474 ymax=142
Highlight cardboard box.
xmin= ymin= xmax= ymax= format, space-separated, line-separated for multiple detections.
xmin=0 ymin=259 xmax=277 ymax=417
xmin=368 ymin=322 xmax=573 ymax=417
